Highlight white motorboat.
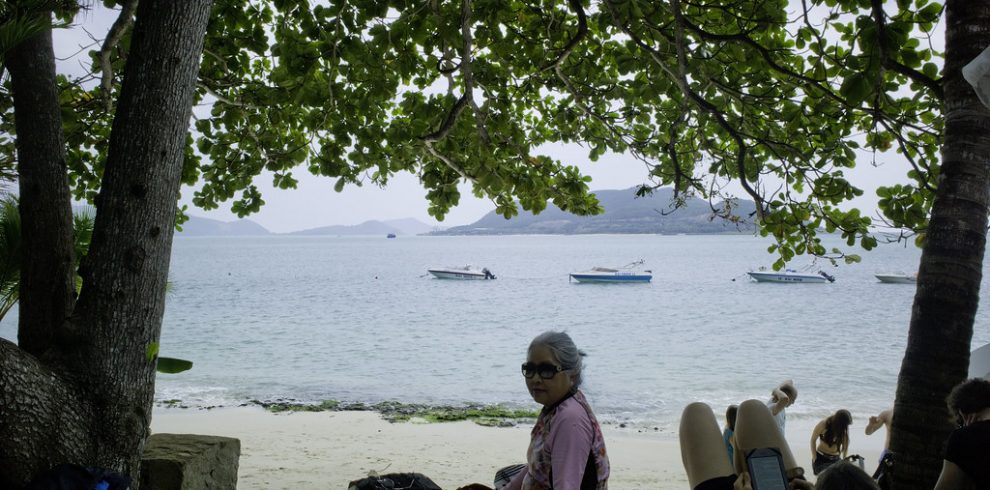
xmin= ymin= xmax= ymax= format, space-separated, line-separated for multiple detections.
xmin=747 ymin=266 xmax=835 ymax=283
xmin=569 ymin=260 xmax=652 ymax=283
xmin=427 ymin=266 xmax=496 ymax=280
xmin=875 ymin=272 xmax=916 ymax=284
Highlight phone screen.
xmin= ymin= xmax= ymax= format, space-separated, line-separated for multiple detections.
xmin=747 ymin=448 xmax=788 ymax=490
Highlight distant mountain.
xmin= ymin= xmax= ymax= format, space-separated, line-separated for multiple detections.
xmin=289 ymin=220 xmax=387 ymax=236
xmin=431 ymin=187 xmax=757 ymax=235
xmin=290 ymin=218 xmax=435 ymax=236
xmin=382 ymin=218 xmax=436 ymax=235
xmin=178 ymin=216 xmax=270 ymax=236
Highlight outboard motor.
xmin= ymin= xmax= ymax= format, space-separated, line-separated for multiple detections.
xmin=819 ymin=271 xmax=836 ymax=283
xmin=483 ymin=268 xmax=496 ymax=280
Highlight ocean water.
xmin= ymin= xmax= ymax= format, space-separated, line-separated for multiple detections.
xmin=2 ymin=234 xmax=989 ymax=432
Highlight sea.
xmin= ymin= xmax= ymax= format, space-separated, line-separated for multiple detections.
xmin=2 ymin=233 xmax=989 ymax=433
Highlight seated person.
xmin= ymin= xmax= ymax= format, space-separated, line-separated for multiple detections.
xmin=724 ymin=405 xmax=738 ymax=464
xmin=934 ymin=377 xmax=990 ymax=490
xmin=680 ymin=399 xmax=805 ymax=490
xmin=501 ymin=331 xmax=609 ymax=490
xmin=810 ymin=409 xmax=852 ymax=475
xmin=681 ymin=402 xmax=878 ymax=490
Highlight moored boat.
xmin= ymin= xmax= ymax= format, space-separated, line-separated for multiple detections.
xmin=875 ymin=272 xmax=916 ymax=284
xmin=569 ymin=260 xmax=652 ymax=283
xmin=747 ymin=266 xmax=835 ymax=283
xmin=427 ymin=266 xmax=496 ymax=280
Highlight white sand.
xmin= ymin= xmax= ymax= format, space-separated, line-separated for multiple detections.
xmin=150 ymin=407 xmax=886 ymax=489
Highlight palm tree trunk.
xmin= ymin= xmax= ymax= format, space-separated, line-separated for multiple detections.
xmin=889 ymin=1 xmax=990 ymax=488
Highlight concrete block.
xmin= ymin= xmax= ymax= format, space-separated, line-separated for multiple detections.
xmin=141 ymin=433 xmax=240 ymax=490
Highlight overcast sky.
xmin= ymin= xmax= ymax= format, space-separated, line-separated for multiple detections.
xmin=52 ymin=3 xmax=935 ymax=233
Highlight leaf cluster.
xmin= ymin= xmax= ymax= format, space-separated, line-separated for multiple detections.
xmin=0 ymin=0 xmax=945 ymax=263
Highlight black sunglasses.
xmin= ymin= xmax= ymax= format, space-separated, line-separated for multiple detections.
xmin=522 ymin=362 xmax=564 ymax=380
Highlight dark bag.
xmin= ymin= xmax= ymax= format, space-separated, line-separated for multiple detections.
xmin=872 ymin=452 xmax=894 ymax=490
xmin=348 ymin=472 xmax=442 ymax=490
xmin=25 ymin=463 xmax=130 ymax=490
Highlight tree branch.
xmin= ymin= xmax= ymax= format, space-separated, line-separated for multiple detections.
xmin=871 ymin=0 xmax=943 ymax=101
xmin=99 ymin=0 xmax=139 ymax=112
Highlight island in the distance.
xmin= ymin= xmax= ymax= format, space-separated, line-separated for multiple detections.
xmin=430 ymin=186 xmax=757 ymax=236
xmin=175 ymin=186 xmax=756 ymax=236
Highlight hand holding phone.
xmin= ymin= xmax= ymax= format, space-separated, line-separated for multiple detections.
xmin=746 ymin=448 xmax=788 ymax=490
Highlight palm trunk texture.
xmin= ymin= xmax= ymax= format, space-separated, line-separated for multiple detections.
xmin=889 ymin=1 xmax=990 ymax=489
xmin=0 ymin=1 xmax=213 ymax=488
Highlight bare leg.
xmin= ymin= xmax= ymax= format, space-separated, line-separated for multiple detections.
xmin=680 ymin=402 xmax=735 ymax=489
xmin=733 ymin=399 xmax=799 ymax=474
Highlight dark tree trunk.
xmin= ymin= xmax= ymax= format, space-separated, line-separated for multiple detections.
xmin=1 ymin=24 xmax=90 ymax=489
xmin=0 ymin=1 xmax=214 ymax=487
xmin=4 ymin=28 xmax=76 ymax=360
xmin=889 ymin=1 xmax=990 ymax=488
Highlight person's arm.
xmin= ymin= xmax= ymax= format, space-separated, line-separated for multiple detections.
xmin=769 ymin=380 xmax=793 ymax=415
xmin=549 ymin=408 xmax=595 ymax=490
xmin=809 ymin=420 xmax=824 ymax=458
xmin=934 ymin=460 xmax=971 ymax=490
xmin=865 ymin=409 xmax=892 ymax=435
xmin=769 ymin=389 xmax=789 ymax=416
xmin=841 ymin=434 xmax=848 ymax=458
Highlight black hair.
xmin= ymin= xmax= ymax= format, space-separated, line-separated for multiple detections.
xmin=946 ymin=378 xmax=990 ymax=416
xmin=726 ymin=405 xmax=738 ymax=431
xmin=821 ymin=409 xmax=852 ymax=453
xmin=815 ymin=460 xmax=880 ymax=490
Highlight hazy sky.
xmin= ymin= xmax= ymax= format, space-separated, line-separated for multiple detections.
xmin=52 ymin=3 xmax=932 ymax=233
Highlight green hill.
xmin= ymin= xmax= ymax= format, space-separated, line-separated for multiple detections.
xmin=432 ymin=187 xmax=757 ymax=235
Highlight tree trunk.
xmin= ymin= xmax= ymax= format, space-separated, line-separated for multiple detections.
xmin=889 ymin=1 xmax=990 ymax=488
xmin=0 ymin=1 xmax=213 ymax=487
xmin=4 ymin=27 xmax=76 ymax=360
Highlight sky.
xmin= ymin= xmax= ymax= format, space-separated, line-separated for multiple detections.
xmin=50 ymin=3 xmax=934 ymax=233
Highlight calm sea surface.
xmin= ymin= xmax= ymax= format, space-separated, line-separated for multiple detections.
xmin=3 ymin=234 xmax=989 ymax=431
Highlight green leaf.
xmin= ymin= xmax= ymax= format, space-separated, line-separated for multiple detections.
xmin=839 ymin=73 xmax=872 ymax=106
xmin=146 ymin=342 xmax=160 ymax=362
xmin=156 ymin=357 xmax=194 ymax=374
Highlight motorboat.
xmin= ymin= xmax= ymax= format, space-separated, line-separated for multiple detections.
xmin=747 ymin=266 xmax=835 ymax=283
xmin=427 ymin=266 xmax=496 ymax=280
xmin=569 ymin=260 xmax=652 ymax=283
xmin=970 ymin=342 xmax=990 ymax=379
xmin=875 ymin=272 xmax=916 ymax=284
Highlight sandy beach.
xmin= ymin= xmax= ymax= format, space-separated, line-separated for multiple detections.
xmin=151 ymin=407 xmax=886 ymax=489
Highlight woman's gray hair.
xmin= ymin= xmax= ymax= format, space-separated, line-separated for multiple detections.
xmin=529 ymin=331 xmax=587 ymax=388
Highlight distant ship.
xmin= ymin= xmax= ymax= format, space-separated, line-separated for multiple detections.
xmin=386 ymin=233 xmax=397 ymax=238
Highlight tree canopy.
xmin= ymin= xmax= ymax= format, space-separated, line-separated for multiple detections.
xmin=1 ymin=0 xmax=945 ymax=265
xmin=5 ymin=1 xmax=982 ymax=488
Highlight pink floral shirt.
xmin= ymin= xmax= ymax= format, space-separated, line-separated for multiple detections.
xmin=506 ymin=390 xmax=609 ymax=490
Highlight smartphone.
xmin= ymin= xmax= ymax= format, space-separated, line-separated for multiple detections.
xmin=746 ymin=447 xmax=789 ymax=490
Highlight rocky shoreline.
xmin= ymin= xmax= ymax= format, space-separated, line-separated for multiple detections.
xmin=155 ymin=398 xmax=539 ymax=426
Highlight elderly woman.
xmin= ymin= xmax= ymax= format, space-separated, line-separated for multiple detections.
xmin=501 ymin=331 xmax=609 ymax=490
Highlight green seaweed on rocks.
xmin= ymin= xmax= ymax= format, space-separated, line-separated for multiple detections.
xmin=250 ymin=399 xmax=538 ymax=425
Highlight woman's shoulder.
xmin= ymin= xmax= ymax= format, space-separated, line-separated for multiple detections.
xmin=553 ymin=394 xmax=594 ymax=423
